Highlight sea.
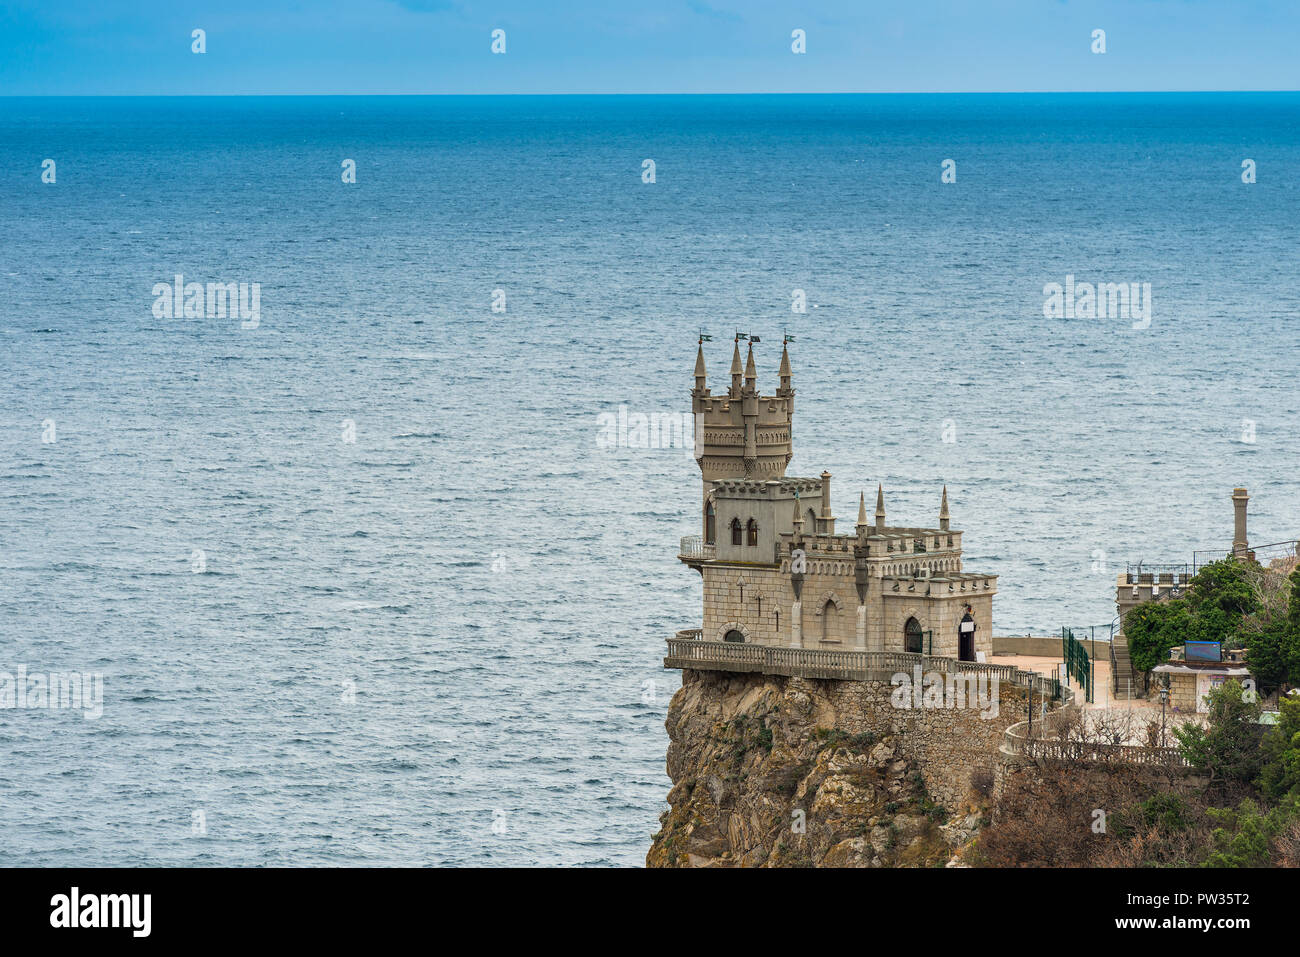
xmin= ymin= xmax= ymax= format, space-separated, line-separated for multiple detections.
xmin=1 ymin=93 xmax=1298 ymax=865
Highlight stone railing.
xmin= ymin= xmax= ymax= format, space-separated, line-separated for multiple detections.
xmin=678 ymin=536 xmax=716 ymax=561
xmin=664 ymin=634 xmax=1064 ymax=699
xmin=1001 ymin=709 xmax=1190 ymax=767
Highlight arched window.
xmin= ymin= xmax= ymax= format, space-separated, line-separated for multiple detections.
xmin=746 ymin=518 xmax=758 ymax=546
xmin=730 ymin=517 xmax=742 ymax=546
xmin=723 ymin=629 xmax=745 ymax=643
xmin=904 ymin=617 xmax=923 ymax=655
xmin=807 ymin=508 xmax=817 ymax=529
xmin=705 ymin=502 xmax=716 ymax=545
xmin=821 ymin=599 xmax=839 ymax=642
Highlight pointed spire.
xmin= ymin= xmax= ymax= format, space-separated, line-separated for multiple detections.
xmin=792 ymin=498 xmax=803 ymax=527
xmin=694 ymin=343 xmax=707 ymax=394
xmin=744 ymin=341 xmax=757 ymax=390
xmin=874 ymin=484 xmax=886 ymax=532
xmin=939 ymin=485 xmax=950 ymax=531
xmin=857 ymin=491 xmax=867 ymax=526
xmin=729 ymin=340 xmax=743 ymax=397
xmin=778 ymin=340 xmax=792 ymax=395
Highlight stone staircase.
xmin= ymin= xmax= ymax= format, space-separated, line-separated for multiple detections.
xmin=1110 ymin=637 xmax=1141 ymax=700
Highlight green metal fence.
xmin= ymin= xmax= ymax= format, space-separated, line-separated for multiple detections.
xmin=1061 ymin=627 xmax=1094 ymax=704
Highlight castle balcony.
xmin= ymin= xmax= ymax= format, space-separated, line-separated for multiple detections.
xmin=664 ymin=633 xmax=1065 ymax=701
xmin=678 ymin=535 xmax=716 ymax=565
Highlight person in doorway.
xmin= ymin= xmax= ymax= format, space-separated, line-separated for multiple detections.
xmin=958 ymin=605 xmax=976 ymax=662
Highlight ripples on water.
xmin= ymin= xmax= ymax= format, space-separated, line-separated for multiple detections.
xmin=0 ymin=94 xmax=1297 ymax=865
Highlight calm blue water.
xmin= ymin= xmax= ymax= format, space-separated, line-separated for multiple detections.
xmin=1 ymin=94 xmax=1298 ymax=865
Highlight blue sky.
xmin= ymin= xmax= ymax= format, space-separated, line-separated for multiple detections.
xmin=0 ymin=0 xmax=1295 ymax=95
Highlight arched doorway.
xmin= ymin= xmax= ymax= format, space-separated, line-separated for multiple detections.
xmin=958 ymin=605 xmax=976 ymax=661
xmin=723 ymin=629 xmax=745 ymax=643
xmin=904 ymin=617 xmax=923 ymax=654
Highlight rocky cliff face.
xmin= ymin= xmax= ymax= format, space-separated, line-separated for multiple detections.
xmin=647 ymin=669 xmax=1023 ymax=867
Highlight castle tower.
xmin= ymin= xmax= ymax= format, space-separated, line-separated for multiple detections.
xmin=692 ymin=339 xmax=794 ymax=486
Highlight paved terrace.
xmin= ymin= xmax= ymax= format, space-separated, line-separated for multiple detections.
xmin=665 ymin=629 xmax=1065 ymax=701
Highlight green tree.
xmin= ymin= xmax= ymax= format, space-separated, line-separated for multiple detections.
xmin=1244 ymin=618 xmax=1296 ymax=693
xmin=1204 ymin=797 xmax=1300 ymax=867
xmin=1259 ymin=696 xmax=1300 ymax=801
xmin=1125 ymin=598 xmax=1189 ymax=673
xmin=1174 ymin=679 xmax=1263 ymax=787
xmin=1240 ymin=566 xmax=1300 ymax=692
xmin=1204 ymin=800 xmax=1274 ymax=867
xmin=1185 ymin=557 xmax=1259 ymax=643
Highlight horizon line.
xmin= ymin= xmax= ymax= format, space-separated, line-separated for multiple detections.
xmin=4 ymin=89 xmax=1300 ymax=98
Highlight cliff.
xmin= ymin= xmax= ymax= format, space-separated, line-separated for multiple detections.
xmin=647 ymin=668 xmax=1030 ymax=867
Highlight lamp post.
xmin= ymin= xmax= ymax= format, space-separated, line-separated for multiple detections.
xmin=1028 ymin=678 xmax=1033 ymax=740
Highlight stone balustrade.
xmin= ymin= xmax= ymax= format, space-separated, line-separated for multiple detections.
xmin=664 ymin=633 xmax=1063 ymax=699
xmin=1001 ymin=709 xmax=1190 ymax=767
xmin=678 ymin=536 xmax=716 ymax=561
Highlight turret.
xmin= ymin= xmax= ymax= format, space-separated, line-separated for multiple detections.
xmin=729 ymin=340 xmax=743 ymax=398
xmin=778 ymin=341 xmax=792 ymax=396
xmin=854 ymin=491 xmax=871 ymax=602
xmin=939 ymin=485 xmax=950 ymax=532
xmin=741 ymin=341 xmax=759 ymax=469
xmin=818 ymin=470 xmax=835 ymax=535
xmin=693 ymin=343 xmax=707 ymax=395
xmin=790 ymin=495 xmax=805 ymax=603
xmin=874 ymin=484 xmax=886 ymax=533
